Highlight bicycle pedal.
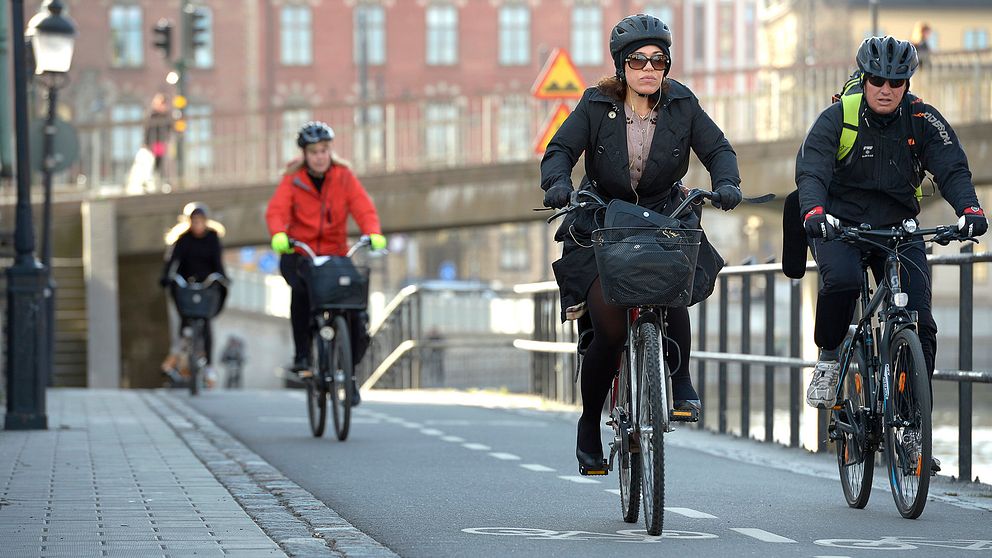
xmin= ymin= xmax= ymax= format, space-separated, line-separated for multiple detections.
xmin=579 ymin=462 xmax=609 ymax=476
xmin=298 ymin=369 xmax=314 ymax=379
xmin=670 ymin=408 xmax=699 ymax=423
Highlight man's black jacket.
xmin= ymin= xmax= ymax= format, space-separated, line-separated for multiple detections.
xmin=796 ymin=94 xmax=979 ymax=226
xmin=541 ymin=81 xmax=740 ymax=209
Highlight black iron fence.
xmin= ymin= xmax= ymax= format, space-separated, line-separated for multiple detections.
xmin=518 ymin=246 xmax=991 ymax=482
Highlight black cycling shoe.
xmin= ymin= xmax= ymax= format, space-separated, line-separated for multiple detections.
xmin=577 ymin=448 xmax=608 ymax=476
xmin=350 ymin=384 xmax=362 ymax=407
xmin=291 ymin=356 xmax=312 ymax=377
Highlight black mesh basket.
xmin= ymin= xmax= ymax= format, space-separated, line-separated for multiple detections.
xmin=592 ymin=227 xmax=702 ymax=307
xmin=304 ymin=256 xmax=370 ymax=311
xmin=173 ymin=283 xmax=225 ymax=319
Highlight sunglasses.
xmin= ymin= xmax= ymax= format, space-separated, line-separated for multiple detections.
xmin=626 ymin=53 xmax=668 ymax=71
xmin=865 ymin=74 xmax=906 ymax=89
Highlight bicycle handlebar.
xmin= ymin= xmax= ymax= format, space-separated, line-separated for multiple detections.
xmin=834 ymin=220 xmax=977 ymax=246
xmin=544 ymin=187 xmax=775 ymax=224
xmin=171 ymin=272 xmax=230 ymax=289
xmin=290 ymin=236 xmax=383 ymax=259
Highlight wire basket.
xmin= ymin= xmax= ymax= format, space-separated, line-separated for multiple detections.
xmin=592 ymin=227 xmax=702 ymax=307
xmin=173 ymin=283 xmax=225 ymax=319
xmin=304 ymin=256 xmax=370 ymax=311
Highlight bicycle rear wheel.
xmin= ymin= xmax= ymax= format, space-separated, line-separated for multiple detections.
xmin=834 ymin=335 xmax=875 ymax=508
xmin=635 ymin=321 xmax=665 ymax=536
xmin=884 ymin=328 xmax=931 ymax=519
xmin=329 ymin=315 xmax=353 ymax=441
xmin=307 ymin=335 xmax=328 ymax=438
xmin=614 ymin=351 xmax=640 ymax=524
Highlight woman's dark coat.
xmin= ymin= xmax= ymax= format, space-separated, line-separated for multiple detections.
xmin=540 ymin=80 xmax=741 ymax=320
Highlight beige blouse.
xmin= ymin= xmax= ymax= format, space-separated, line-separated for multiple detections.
xmin=624 ymin=102 xmax=658 ymax=193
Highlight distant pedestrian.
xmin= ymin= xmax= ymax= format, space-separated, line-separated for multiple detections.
xmin=145 ymin=93 xmax=172 ymax=175
xmin=911 ymin=22 xmax=933 ymax=68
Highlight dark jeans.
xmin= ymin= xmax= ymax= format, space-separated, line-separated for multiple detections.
xmin=179 ymin=317 xmax=212 ymax=365
xmin=279 ymin=253 xmax=370 ymax=366
xmin=810 ymin=236 xmax=937 ymax=376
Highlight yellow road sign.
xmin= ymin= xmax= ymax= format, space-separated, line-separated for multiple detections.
xmin=534 ymin=103 xmax=571 ymax=154
xmin=532 ymin=49 xmax=586 ymax=100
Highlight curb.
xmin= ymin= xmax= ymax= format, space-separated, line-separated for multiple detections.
xmin=145 ymin=391 xmax=399 ymax=558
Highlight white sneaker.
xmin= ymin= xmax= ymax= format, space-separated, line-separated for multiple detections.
xmin=806 ymin=359 xmax=840 ymax=409
xmin=205 ymin=365 xmax=219 ymax=388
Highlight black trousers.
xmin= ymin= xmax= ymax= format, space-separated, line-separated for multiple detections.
xmin=279 ymin=254 xmax=370 ymax=366
xmin=810 ymin=236 xmax=937 ymax=376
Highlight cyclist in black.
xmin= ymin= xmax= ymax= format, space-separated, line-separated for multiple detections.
xmin=540 ymin=14 xmax=742 ymax=473
xmin=160 ymin=202 xmax=228 ymax=381
xmin=796 ymin=37 xmax=986 ymax=423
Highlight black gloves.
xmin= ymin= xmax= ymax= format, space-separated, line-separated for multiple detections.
xmin=958 ymin=206 xmax=988 ymax=238
xmin=543 ymin=184 xmax=573 ymax=209
xmin=711 ymin=184 xmax=742 ymax=211
xmin=804 ymin=206 xmax=840 ymax=240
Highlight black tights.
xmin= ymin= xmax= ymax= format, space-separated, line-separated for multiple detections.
xmin=577 ymin=278 xmax=694 ymax=454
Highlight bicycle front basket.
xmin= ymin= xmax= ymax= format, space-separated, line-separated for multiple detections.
xmin=173 ymin=283 xmax=224 ymax=319
xmin=305 ymin=256 xmax=370 ymax=311
xmin=592 ymin=227 xmax=702 ymax=307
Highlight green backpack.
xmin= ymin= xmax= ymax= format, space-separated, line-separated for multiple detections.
xmin=832 ymin=70 xmax=925 ymax=201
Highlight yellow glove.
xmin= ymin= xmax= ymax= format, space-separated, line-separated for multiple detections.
xmin=369 ymin=233 xmax=387 ymax=251
xmin=271 ymin=232 xmax=293 ymax=254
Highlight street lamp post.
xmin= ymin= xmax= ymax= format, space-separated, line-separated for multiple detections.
xmin=4 ymin=0 xmax=76 ymax=431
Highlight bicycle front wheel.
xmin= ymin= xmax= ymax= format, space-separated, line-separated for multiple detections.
xmin=307 ymin=334 xmax=328 ymax=438
xmin=835 ymin=335 xmax=875 ymax=509
xmin=615 ymin=351 xmax=640 ymax=524
xmin=329 ymin=315 xmax=353 ymax=441
xmin=884 ymin=328 xmax=932 ymax=519
xmin=635 ymin=321 xmax=665 ymax=536
xmin=189 ymin=324 xmax=204 ymax=396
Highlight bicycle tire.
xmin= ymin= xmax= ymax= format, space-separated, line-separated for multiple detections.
xmin=835 ymin=335 xmax=875 ymax=509
xmin=616 ymin=351 xmax=641 ymax=524
xmin=329 ymin=315 xmax=353 ymax=441
xmin=189 ymin=324 xmax=203 ymax=396
xmin=636 ymin=321 xmax=665 ymax=536
xmin=307 ymin=333 xmax=328 ymax=437
xmin=884 ymin=328 xmax=931 ymax=519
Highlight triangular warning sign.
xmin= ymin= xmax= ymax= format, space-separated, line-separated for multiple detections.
xmin=532 ymin=49 xmax=586 ymax=100
xmin=534 ymin=103 xmax=572 ymax=155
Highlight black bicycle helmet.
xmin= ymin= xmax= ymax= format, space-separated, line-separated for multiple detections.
xmin=296 ymin=121 xmax=335 ymax=148
xmin=609 ymin=14 xmax=673 ymax=77
xmin=856 ymin=36 xmax=918 ymax=79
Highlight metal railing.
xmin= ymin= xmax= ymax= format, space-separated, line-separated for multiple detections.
xmin=517 ymin=246 xmax=991 ymax=482
xmin=18 ymin=50 xmax=992 ymax=196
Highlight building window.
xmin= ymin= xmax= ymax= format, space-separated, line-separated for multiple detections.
xmin=497 ymin=96 xmax=529 ymax=161
xmin=191 ymin=6 xmax=214 ymax=68
xmin=426 ymin=4 xmax=458 ymax=66
xmin=743 ymin=2 xmax=756 ymax=64
xmin=111 ymin=103 xmax=143 ymax=176
xmin=499 ymin=224 xmax=530 ymax=271
xmin=354 ymin=5 xmax=386 ymax=66
xmin=425 ymin=103 xmax=458 ymax=163
xmin=109 ymin=5 xmax=143 ymax=68
xmin=282 ymin=108 xmax=312 ymax=161
xmin=281 ymin=5 xmax=312 ymax=66
xmin=964 ymin=28 xmax=988 ymax=50
xmin=643 ymin=3 xmax=673 ymax=26
xmin=692 ymin=0 xmax=706 ymax=67
xmin=186 ymin=105 xmax=213 ymax=168
xmin=571 ymin=5 xmax=603 ymax=66
xmin=499 ymin=5 xmax=530 ymax=66
xmin=354 ymin=105 xmax=385 ymax=167
xmin=717 ymin=1 xmax=733 ymax=68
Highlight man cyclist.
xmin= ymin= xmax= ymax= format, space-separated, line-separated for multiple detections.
xmin=265 ymin=121 xmax=386 ymax=406
xmin=795 ymin=37 xmax=987 ymax=439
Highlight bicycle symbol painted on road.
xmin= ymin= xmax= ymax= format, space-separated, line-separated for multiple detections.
xmin=461 ymin=527 xmax=718 ymax=543
xmin=815 ymin=536 xmax=992 ymax=551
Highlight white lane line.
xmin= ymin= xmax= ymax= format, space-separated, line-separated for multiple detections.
xmin=489 ymin=452 xmax=521 ymax=461
xmin=420 ymin=428 xmax=444 ymax=436
xmin=441 ymin=436 xmax=465 ymax=443
xmin=665 ymin=507 xmax=717 ymax=519
xmin=521 ymin=464 xmax=556 ymax=472
xmin=605 ymin=489 xmax=621 ymax=495
xmin=463 ymin=443 xmax=492 ymax=451
xmin=559 ymin=475 xmax=601 ymax=484
xmin=730 ymin=528 xmax=797 ymax=543
xmin=399 ymin=422 xmax=423 ymax=429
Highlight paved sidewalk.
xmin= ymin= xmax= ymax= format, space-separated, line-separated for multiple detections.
xmin=0 ymin=389 xmax=394 ymax=558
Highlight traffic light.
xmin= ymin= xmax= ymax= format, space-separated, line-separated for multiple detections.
xmin=185 ymin=6 xmax=209 ymax=52
xmin=152 ymin=19 xmax=173 ymax=60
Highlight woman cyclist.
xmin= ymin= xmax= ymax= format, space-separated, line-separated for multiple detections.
xmin=540 ymin=14 xmax=743 ymax=473
xmin=265 ymin=121 xmax=386 ymax=406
